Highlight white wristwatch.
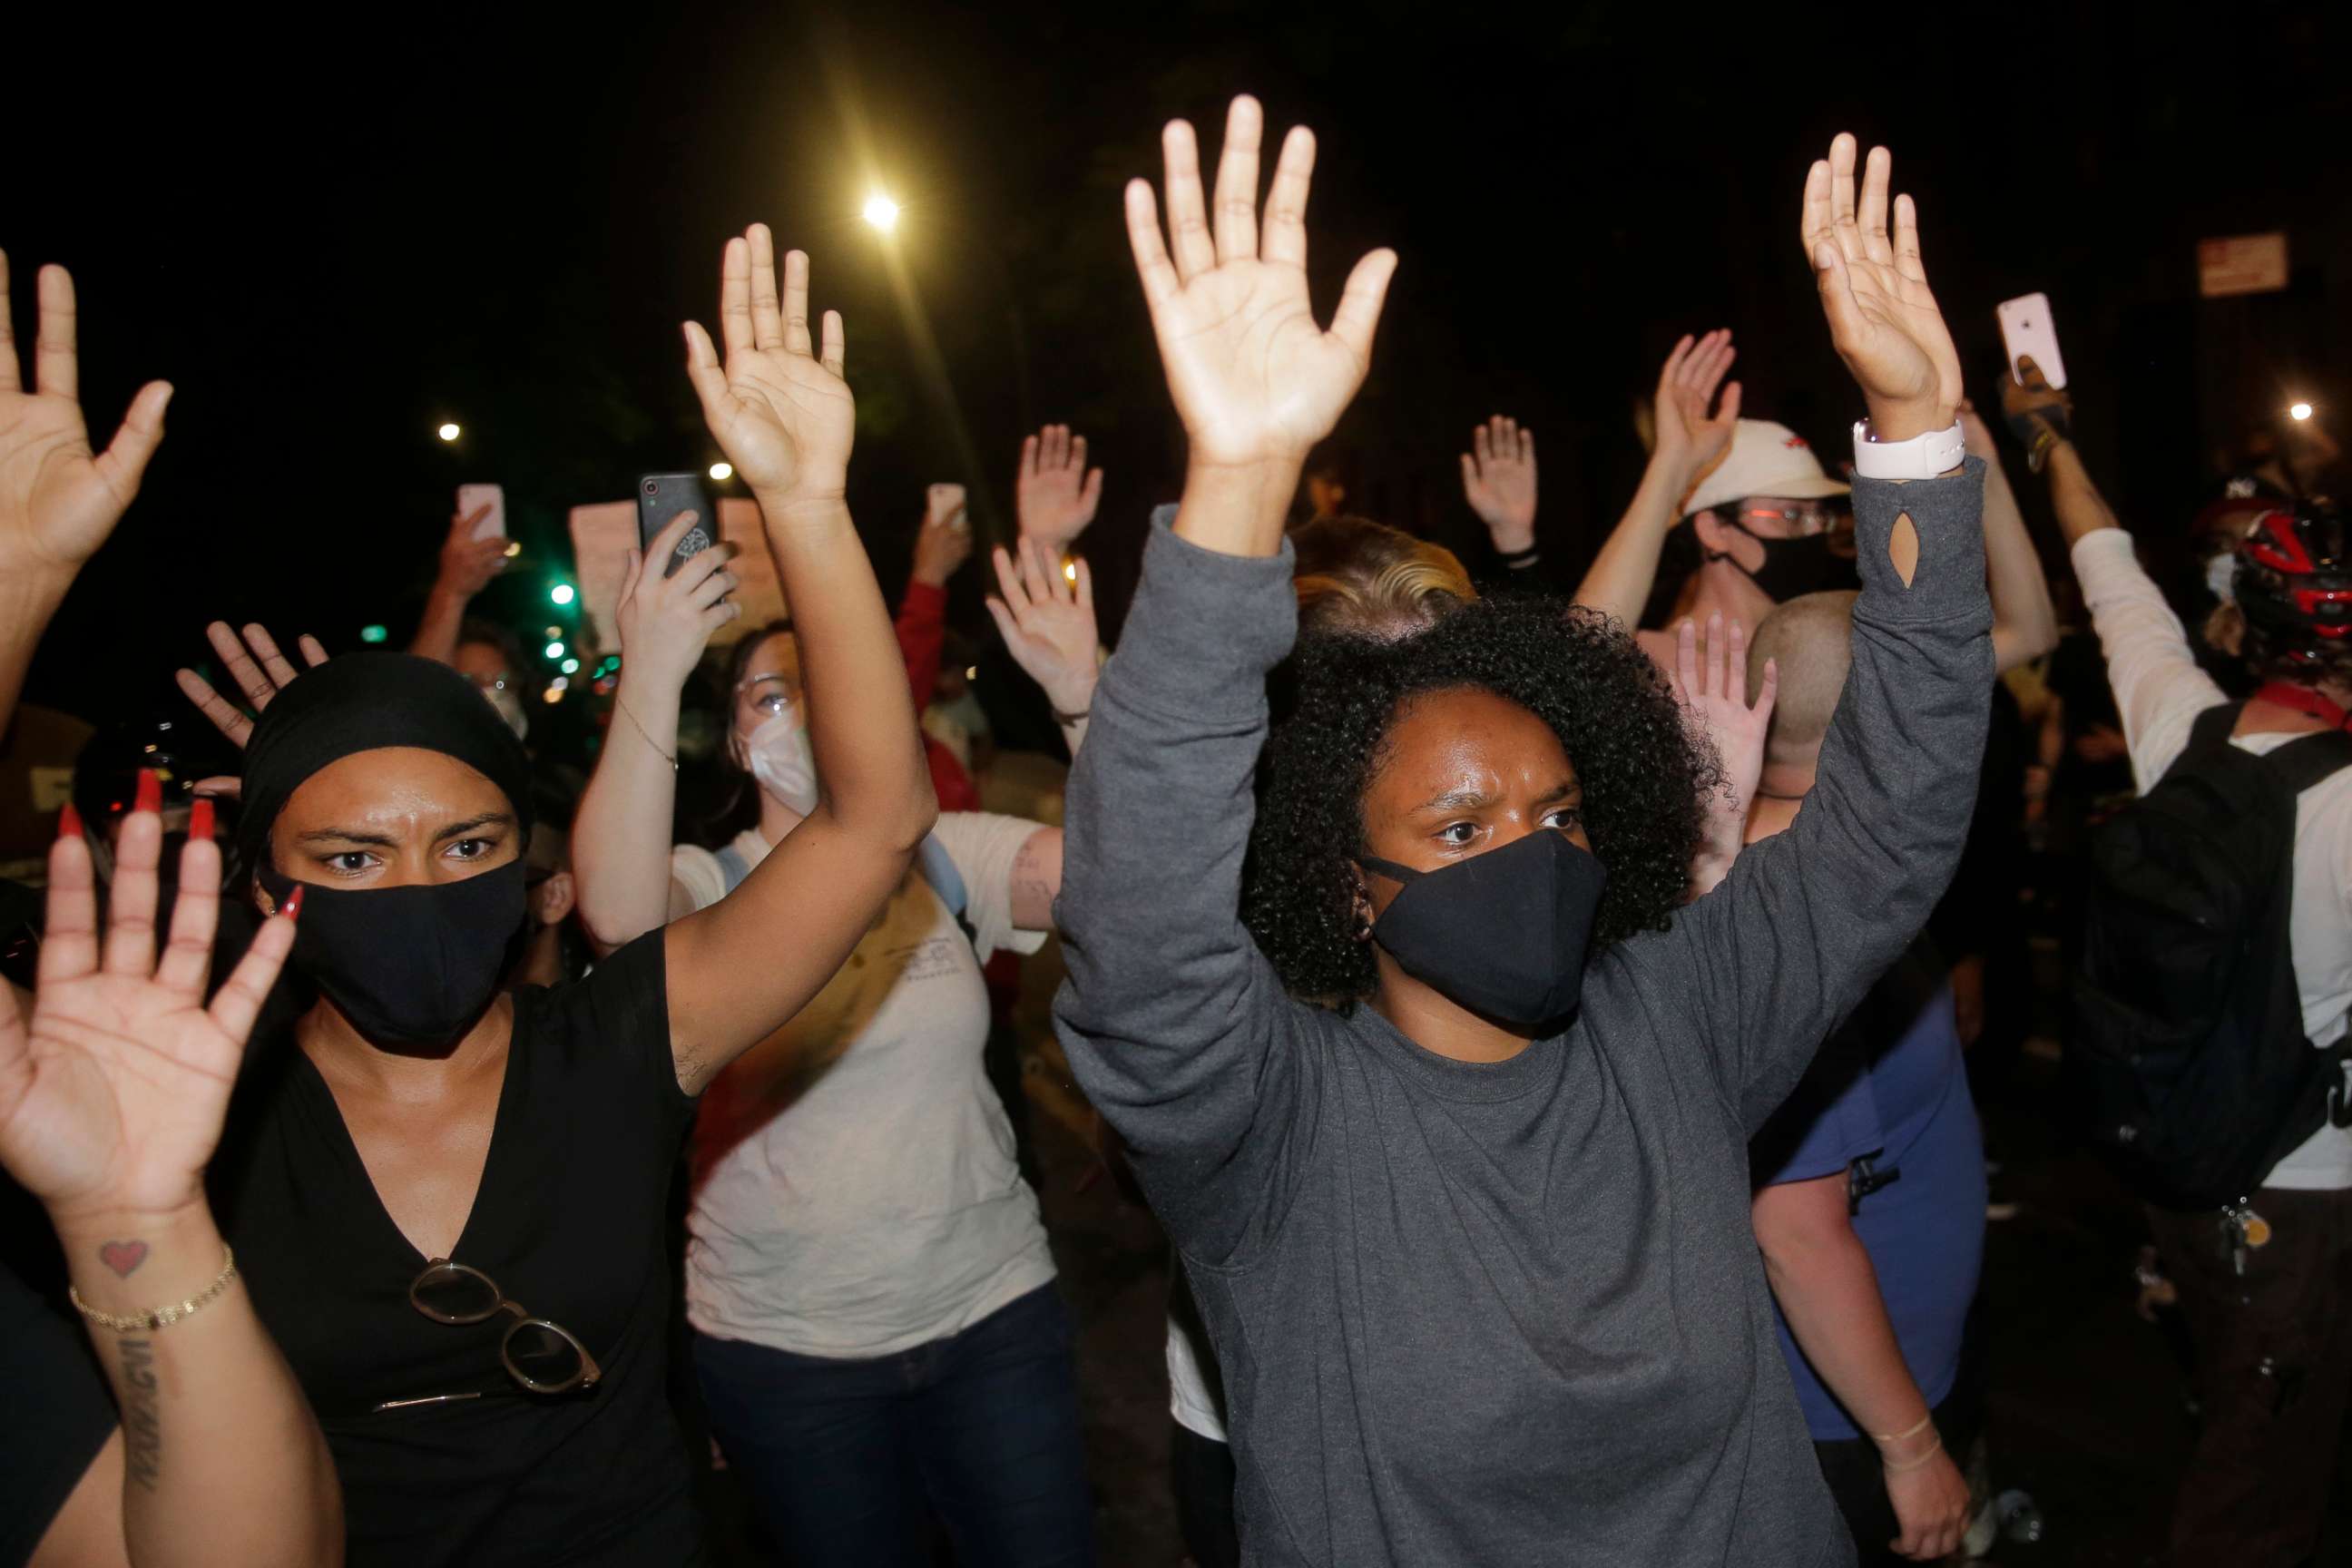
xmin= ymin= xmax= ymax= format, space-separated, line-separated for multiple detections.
xmin=1849 ymin=418 xmax=1965 ymax=480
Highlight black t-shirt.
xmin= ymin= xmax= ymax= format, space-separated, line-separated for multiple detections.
xmin=0 ymin=1260 xmax=115 ymax=1567
xmin=210 ymin=933 xmax=702 ymax=1568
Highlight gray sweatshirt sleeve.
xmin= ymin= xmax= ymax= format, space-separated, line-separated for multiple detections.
xmin=1052 ymin=511 xmax=1319 ymax=1268
xmin=1646 ymin=458 xmax=1994 ymax=1131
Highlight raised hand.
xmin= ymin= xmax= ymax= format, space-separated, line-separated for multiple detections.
xmin=0 ymin=257 xmax=172 ymax=583
xmin=1127 ymin=95 xmax=1397 ymax=474
xmin=617 ymin=509 xmax=740 ymax=692
xmin=436 ymin=501 xmax=510 ymax=600
xmin=1460 ymin=416 xmax=1538 ymax=553
xmin=0 ymin=777 xmax=298 ymax=1230
xmin=985 ymin=536 xmax=1101 ymax=720
xmin=174 ymin=621 xmax=329 ymax=751
xmin=1016 ymin=426 xmax=1104 ymax=553
xmin=1652 ymin=329 xmax=1742 ymax=479
xmin=1800 ymin=135 xmax=1961 ymax=442
xmin=913 ymin=483 xmax=975 ymax=588
xmin=1672 ymin=613 xmax=1776 ymax=897
xmin=682 ymin=225 xmax=854 ymax=503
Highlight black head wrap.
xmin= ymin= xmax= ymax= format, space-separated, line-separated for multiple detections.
xmin=235 ymin=653 xmax=534 ymax=876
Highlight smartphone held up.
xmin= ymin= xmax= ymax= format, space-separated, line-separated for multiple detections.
xmin=1996 ymin=293 xmax=2068 ymax=390
xmin=638 ymin=473 xmax=718 ymax=579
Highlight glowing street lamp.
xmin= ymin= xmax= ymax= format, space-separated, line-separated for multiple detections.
xmin=2290 ymin=401 xmax=2314 ymax=422
xmin=862 ymin=195 xmax=901 ymax=233
xmin=436 ymin=422 xmax=461 ymax=442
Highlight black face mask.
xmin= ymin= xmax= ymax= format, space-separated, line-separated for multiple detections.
xmin=1360 ymin=830 xmax=1610 ymax=1028
xmin=1708 ymin=521 xmax=1856 ymax=603
xmin=258 ymin=859 xmax=527 ymax=1050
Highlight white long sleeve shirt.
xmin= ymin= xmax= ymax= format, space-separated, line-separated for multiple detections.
xmin=2073 ymin=529 xmax=2352 ymax=1188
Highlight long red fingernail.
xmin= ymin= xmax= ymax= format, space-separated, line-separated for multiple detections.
xmin=59 ymin=802 xmax=83 ymax=839
xmin=134 ymin=769 xmax=162 ymax=814
xmin=190 ymin=797 xmax=215 ymax=842
xmin=283 ymin=886 xmax=305 ymax=921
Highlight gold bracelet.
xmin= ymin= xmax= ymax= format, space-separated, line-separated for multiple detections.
xmin=1882 ymin=1435 xmax=1945 ymax=1475
xmin=614 ymin=696 xmax=679 ymax=770
xmin=71 ymin=1246 xmax=238 ymax=1333
xmin=1871 ymin=1411 xmax=1936 ymax=1446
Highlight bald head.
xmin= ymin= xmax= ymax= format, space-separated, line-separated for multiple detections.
xmin=1749 ymin=591 xmax=1858 ymax=769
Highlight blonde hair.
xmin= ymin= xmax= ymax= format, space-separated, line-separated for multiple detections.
xmin=1749 ymin=591 xmax=1860 ymax=767
xmin=1290 ymin=515 xmax=1475 ymax=639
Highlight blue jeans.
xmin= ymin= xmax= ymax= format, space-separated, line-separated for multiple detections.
xmin=693 ymin=1284 xmax=1095 ymax=1567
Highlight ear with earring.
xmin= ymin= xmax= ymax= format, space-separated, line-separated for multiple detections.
xmin=1349 ymin=872 xmax=1375 ymax=941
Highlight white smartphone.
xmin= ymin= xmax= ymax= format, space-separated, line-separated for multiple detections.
xmin=456 ymin=483 xmax=506 ymax=541
xmin=1996 ymin=293 xmax=2068 ymax=390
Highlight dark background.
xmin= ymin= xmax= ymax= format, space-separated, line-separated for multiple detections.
xmin=9 ymin=1 xmax=2347 ymax=731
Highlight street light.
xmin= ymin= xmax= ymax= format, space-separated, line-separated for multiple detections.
xmin=709 ymin=461 xmax=734 ymax=482
xmin=863 ymin=195 xmax=901 ymax=232
xmin=436 ymin=422 xmax=461 ymax=442
xmin=2290 ymin=401 xmax=2314 ymax=422
xmin=550 ymin=583 xmax=576 ymax=606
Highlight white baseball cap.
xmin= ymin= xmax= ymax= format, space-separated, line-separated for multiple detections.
xmin=1681 ymin=419 xmax=1850 ymax=518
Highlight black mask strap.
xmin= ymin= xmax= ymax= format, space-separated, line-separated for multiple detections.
xmin=1358 ymin=856 xmax=1423 ymax=884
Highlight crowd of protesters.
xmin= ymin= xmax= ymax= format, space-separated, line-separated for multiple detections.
xmin=1 ymin=89 xmax=2346 ymax=1568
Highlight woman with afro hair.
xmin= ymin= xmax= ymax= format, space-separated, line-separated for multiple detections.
xmin=1056 ymin=101 xmax=1993 ymax=1565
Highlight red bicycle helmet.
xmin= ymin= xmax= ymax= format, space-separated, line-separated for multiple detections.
xmin=2235 ymin=502 xmax=2352 ymax=665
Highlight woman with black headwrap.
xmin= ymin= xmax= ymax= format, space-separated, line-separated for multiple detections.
xmin=198 ymin=226 xmax=934 ymax=1568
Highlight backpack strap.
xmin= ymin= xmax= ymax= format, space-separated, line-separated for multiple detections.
xmin=2186 ymin=700 xmax=2245 ymax=753
xmin=2266 ymin=730 xmax=2352 ymax=797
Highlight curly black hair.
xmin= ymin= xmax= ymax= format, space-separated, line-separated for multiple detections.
xmin=1244 ymin=593 xmax=1715 ymax=1009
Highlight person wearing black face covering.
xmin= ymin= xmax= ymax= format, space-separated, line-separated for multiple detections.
xmin=1574 ymin=383 xmax=2054 ymax=690
xmin=1060 ymin=110 xmax=1991 ymax=1564
xmin=200 ymin=225 xmax=935 ymax=1568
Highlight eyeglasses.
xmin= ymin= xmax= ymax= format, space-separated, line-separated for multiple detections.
xmin=1738 ymin=505 xmax=1847 ymax=537
xmin=369 ymin=1259 xmax=601 ymax=1413
xmin=736 ymin=670 xmax=802 ymax=717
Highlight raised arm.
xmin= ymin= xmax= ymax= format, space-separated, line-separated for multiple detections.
xmin=569 ymin=510 xmax=740 ymax=953
xmin=1015 ymin=424 xmax=1102 ymax=555
xmin=985 ymin=534 xmax=1101 ymax=756
xmin=896 ymin=482 xmax=971 ymax=705
xmin=407 ymin=503 xmax=509 ymax=666
xmin=0 ymin=257 xmax=172 ymax=736
xmin=4 ymin=786 xmax=340 ymax=1568
xmin=661 ymin=226 xmax=935 ymax=1092
xmin=2004 ymin=359 xmax=2223 ymax=787
xmin=1661 ymin=134 xmax=1990 ymax=1122
xmin=1054 ymin=94 xmax=1391 ymax=1261
xmin=1961 ymin=399 xmax=2058 ymax=672
xmin=1570 ymin=328 xmax=1741 ymax=626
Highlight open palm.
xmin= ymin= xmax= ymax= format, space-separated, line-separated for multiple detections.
xmin=985 ymin=536 xmax=1100 ymax=716
xmin=0 ymin=800 xmax=293 ymax=1226
xmin=1461 ymin=415 xmax=1537 ymax=545
xmin=684 ymin=226 xmax=856 ymax=501
xmin=1653 ymin=329 xmax=1742 ymax=475
xmin=0 ymin=255 xmax=172 ymax=577
xmin=1127 ymin=97 xmax=1396 ymax=468
xmin=1800 ymin=135 xmax=1961 ymax=427
xmin=1016 ymin=425 xmax=1103 ymax=552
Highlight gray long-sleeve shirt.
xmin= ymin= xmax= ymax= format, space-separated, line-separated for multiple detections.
xmin=1055 ymin=463 xmax=1991 ymax=1566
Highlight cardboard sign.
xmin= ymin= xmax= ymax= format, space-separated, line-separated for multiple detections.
xmin=2198 ymin=233 xmax=2289 ymax=299
xmin=567 ymin=497 xmax=787 ymax=656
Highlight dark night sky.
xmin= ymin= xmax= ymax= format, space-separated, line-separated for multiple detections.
xmin=10 ymin=2 xmax=2347 ymax=738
